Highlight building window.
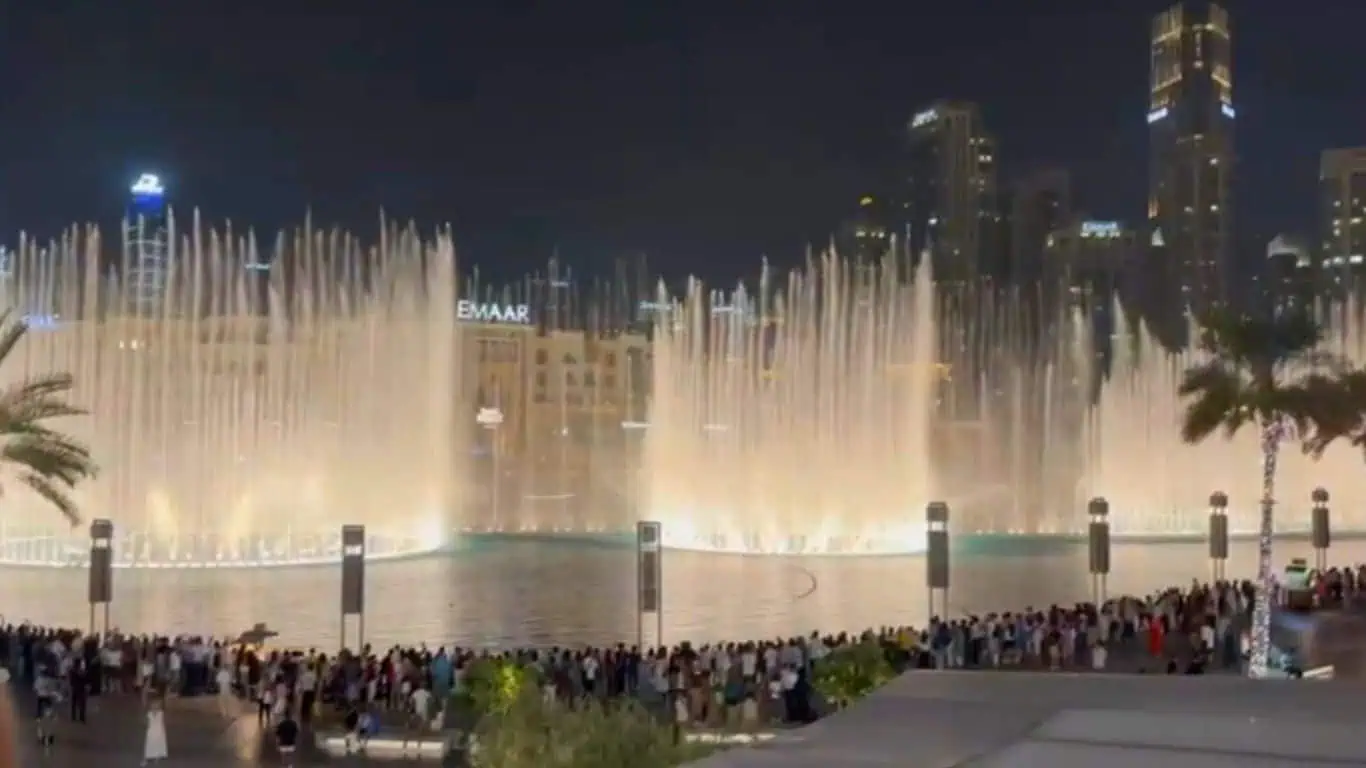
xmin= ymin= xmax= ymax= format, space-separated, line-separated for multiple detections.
xmin=584 ymin=371 xmax=596 ymax=387
xmin=604 ymin=352 xmax=616 ymax=367
xmin=535 ymin=349 xmax=548 ymax=365
xmin=563 ymin=353 xmax=577 ymax=365
xmin=536 ymin=371 xmax=547 ymax=388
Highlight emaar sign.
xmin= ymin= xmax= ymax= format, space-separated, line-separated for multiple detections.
xmin=457 ymin=300 xmax=530 ymax=325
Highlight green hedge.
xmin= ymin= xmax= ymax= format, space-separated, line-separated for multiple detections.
xmin=460 ymin=657 xmax=715 ymax=768
xmin=810 ymin=640 xmax=895 ymax=710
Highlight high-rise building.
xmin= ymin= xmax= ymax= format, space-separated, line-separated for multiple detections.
xmin=1009 ymin=169 xmax=1072 ymax=287
xmin=835 ymin=195 xmax=893 ymax=261
xmin=1044 ymin=220 xmax=1137 ymax=311
xmin=1257 ymin=233 xmax=1317 ymax=309
xmin=1319 ymin=148 xmax=1366 ymax=293
xmin=124 ymin=173 xmax=170 ymax=312
xmin=903 ymin=101 xmax=998 ymax=283
xmin=1148 ymin=1 xmax=1234 ymax=312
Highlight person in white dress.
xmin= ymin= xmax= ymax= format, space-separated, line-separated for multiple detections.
xmin=215 ymin=665 xmax=234 ymax=719
xmin=142 ymin=696 xmax=169 ymax=765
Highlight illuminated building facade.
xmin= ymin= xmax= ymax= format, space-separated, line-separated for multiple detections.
xmin=1319 ymin=148 xmax=1366 ymax=295
xmin=459 ymin=301 xmax=650 ymax=527
xmin=1258 ymin=233 xmax=1316 ymax=309
xmin=124 ymin=173 xmax=170 ymax=312
xmin=835 ymin=196 xmax=894 ymax=260
xmin=1148 ymin=1 xmax=1234 ymax=312
xmin=1044 ymin=220 xmax=1137 ymax=310
xmin=904 ymin=101 xmax=998 ymax=284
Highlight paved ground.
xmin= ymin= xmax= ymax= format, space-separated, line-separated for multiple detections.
xmin=688 ymin=671 xmax=1366 ymax=767
xmin=7 ymin=691 xmax=468 ymax=766
xmin=12 ymin=693 xmax=276 ymax=765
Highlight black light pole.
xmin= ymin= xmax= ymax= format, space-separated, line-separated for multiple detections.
xmin=88 ymin=519 xmax=114 ymax=640
xmin=1209 ymin=491 xmax=1229 ymax=581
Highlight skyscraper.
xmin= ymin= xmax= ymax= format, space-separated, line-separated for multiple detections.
xmin=1009 ymin=169 xmax=1072 ymax=287
xmin=1259 ymin=233 xmax=1317 ymax=308
xmin=1319 ymin=148 xmax=1366 ymax=293
xmin=1148 ymin=1 xmax=1234 ymax=312
xmin=835 ymin=195 xmax=893 ymax=261
xmin=124 ymin=173 xmax=170 ymax=312
xmin=903 ymin=101 xmax=998 ymax=283
xmin=1043 ymin=220 xmax=1137 ymax=310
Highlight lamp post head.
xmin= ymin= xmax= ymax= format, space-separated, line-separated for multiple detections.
xmin=1312 ymin=487 xmax=1329 ymax=506
xmin=1087 ymin=497 xmax=1109 ymax=519
xmin=926 ymin=502 xmax=949 ymax=525
xmin=89 ymin=519 xmax=113 ymax=541
xmin=1209 ymin=491 xmax=1228 ymax=510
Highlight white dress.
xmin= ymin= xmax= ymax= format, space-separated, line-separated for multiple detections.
xmin=143 ymin=709 xmax=169 ymax=761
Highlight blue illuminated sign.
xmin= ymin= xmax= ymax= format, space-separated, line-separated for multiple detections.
xmin=1081 ymin=221 xmax=1121 ymax=238
xmin=1221 ymin=103 xmax=1235 ymax=119
xmin=130 ymin=174 xmax=164 ymax=197
xmin=912 ymin=109 xmax=938 ymax=128
xmin=1147 ymin=107 xmax=1169 ymax=124
xmin=22 ymin=314 xmax=61 ymax=330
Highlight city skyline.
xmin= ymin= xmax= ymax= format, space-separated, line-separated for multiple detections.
xmin=0 ymin=2 xmax=1361 ymax=283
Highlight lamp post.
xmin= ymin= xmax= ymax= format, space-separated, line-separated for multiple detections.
xmin=1087 ymin=498 xmax=1110 ymax=605
xmin=1311 ymin=487 xmax=1330 ymax=572
xmin=88 ymin=520 xmax=113 ymax=641
xmin=925 ymin=502 xmax=949 ymax=620
xmin=1208 ymin=491 xmax=1229 ymax=581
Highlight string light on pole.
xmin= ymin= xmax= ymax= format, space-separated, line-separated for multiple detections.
xmin=1249 ymin=417 xmax=1289 ymax=678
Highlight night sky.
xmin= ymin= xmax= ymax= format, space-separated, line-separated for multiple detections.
xmin=0 ymin=0 xmax=1360 ymax=282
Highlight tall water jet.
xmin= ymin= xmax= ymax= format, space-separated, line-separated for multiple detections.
xmin=641 ymin=254 xmax=938 ymax=555
xmin=0 ymin=216 xmax=466 ymax=567
xmin=1086 ymin=303 xmax=1366 ymax=536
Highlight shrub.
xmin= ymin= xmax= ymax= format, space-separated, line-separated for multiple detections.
xmin=468 ymin=687 xmax=715 ymax=768
xmin=456 ymin=657 xmax=539 ymax=718
xmin=810 ymin=640 xmax=895 ymax=710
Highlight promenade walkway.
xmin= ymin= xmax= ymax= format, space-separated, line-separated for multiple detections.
xmin=11 ymin=694 xmax=270 ymax=766
xmin=6 ymin=693 xmax=471 ymax=765
xmin=690 ymin=670 xmax=1366 ymax=767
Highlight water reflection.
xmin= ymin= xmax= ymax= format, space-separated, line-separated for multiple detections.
xmin=0 ymin=538 xmax=1360 ymax=648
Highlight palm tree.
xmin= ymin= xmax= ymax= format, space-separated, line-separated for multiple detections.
xmin=0 ymin=312 xmax=97 ymax=526
xmin=1178 ymin=310 xmax=1353 ymax=678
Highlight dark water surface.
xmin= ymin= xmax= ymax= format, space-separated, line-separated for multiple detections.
xmin=0 ymin=538 xmax=1360 ymax=649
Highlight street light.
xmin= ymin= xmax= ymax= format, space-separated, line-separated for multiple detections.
xmin=1311 ymin=487 xmax=1330 ymax=571
xmin=1209 ymin=491 xmax=1229 ymax=580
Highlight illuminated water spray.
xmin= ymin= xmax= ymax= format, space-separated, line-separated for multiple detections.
xmin=1083 ymin=302 xmax=1366 ymax=535
xmin=642 ymin=254 xmax=940 ymax=554
xmin=0 ymin=214 xmax=467 ymax=567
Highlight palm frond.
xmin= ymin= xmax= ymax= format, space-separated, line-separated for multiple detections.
xmin=0 ymin=372 xmax=80 ymax=413
xmin=1301 ymin=369 xmax=1366 ymax=457
xmin=18 ymin=473 xmax=81 ymax=528
xmin=0 ymin=311 xmax=29 ymax=371
xmin=3 ymin=432 xmax=96 ymax=491
xmin=0 ymin=311 xmax=97 ymax=526
xmin=1195 ymin=309 xmax=1325 ymax=376
xmin=1179 ymin=361 xmax=1251 ymax=443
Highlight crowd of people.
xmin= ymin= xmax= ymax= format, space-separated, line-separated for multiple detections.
xmin=2 ymin=564 xmax=1361 ymax=760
